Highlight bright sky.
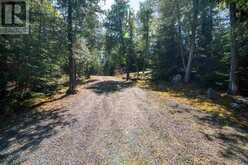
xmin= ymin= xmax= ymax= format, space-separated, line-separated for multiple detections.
xmin=100 ymin=0 xmax=145 ymax=12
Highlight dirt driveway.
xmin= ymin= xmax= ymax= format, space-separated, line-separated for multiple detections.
xmin=0 ymin=76 xmax=247 ymax=164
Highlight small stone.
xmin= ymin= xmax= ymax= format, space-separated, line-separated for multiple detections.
xmin=166 ymin=101 xmax=178 ymax=108
xmin=207 ymin=88 xmax=219 ymax=100
xmin=230 ymin=103 xmax=240 ymax=109
xmin=171 ymin=74 xmax=182 ymax=85
xmin=158 ymin=83 xmax=166 ymax=90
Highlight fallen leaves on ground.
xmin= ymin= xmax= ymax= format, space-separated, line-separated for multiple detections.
xmin=136 ymin=79 xmax=248 ymax=127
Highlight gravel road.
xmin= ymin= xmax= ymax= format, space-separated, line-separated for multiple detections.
xmin=0 ymin=76 xmax=247 ymax=164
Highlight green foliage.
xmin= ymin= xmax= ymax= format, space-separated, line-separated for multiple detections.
xmin=151 ymin=0 xmax=182 ymax=80
xmin=150 ymin=0 xmax=248 ymax=95
xmin=0 ymin=0 xmax=67 ymax=99
xmin=103 ymin=0 xmax=131 ymax=75
xmin=0 ymin=0 xmax=103 ymax=112
xmin=137 ymin=0 xmax=154 ymax=72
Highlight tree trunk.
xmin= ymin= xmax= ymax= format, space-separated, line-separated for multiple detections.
xmin=228 ymin=3 xmax=238 ymax=95
xmin=184 ymin=0 xmax=198 ymax=83
xmin=0 ymin=37 xmax=7 ymax=98
xmin=126 ymin=69 xmax=130 ymax=81
xmin=209 ymin=1 xmax=214 ymax=57
xmin=136 ymin=58 xmax=140 ymax=79
xmin=38 ymin=0 xmax=43 ymax=60
xmin=142 ymin=13 xmax=150 ymax=76
xmin=126 ymin=53 xmax=130 ymax=81
xmin=175 ymin=0 xmax=186 ymax=71
xmin=67 ymin=0 xmax=76 ymax=94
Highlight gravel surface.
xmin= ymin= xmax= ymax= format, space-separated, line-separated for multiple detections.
xmin=0 ymin=76 xmax=247 ymax=165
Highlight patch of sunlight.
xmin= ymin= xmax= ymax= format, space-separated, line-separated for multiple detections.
xmin=23 ymin=93 xmax=49 ymax=107
xmin=157 ymin=90 xmax=248 ymax=126
xmin=134 ymin=78 xmax=248 ymax=127
xmin=136 ymin=80 xmax=150 ymax=89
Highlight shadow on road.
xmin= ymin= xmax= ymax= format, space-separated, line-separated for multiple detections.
xmin=151 ymin=82 xmax=248 ymax=163
xmin=195 ymin=114 xmax=248 ymax=163
xmin=87 ymin=80 xmax=134 ymax=94
xmin=0 ymin=107 xmax=77 ymax=164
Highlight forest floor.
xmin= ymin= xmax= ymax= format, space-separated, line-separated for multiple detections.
xmin=0 ymin=76 xmax=247 ymax=164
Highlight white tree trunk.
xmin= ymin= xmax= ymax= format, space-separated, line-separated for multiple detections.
xmin=184 ymin=0 xmax=198 ymax=83
xmin=228 ymin=3 xmax=238 ymax=95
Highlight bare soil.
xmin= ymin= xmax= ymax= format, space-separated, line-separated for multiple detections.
xmin=0 ymin=76 xmax=247 ymax=165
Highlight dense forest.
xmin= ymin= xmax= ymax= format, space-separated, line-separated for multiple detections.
xmin=0 ymin=0 xmax=248 ymax=113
